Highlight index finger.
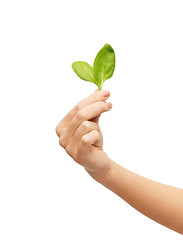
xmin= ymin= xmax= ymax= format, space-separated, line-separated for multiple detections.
xmin=59 ymin=90 xmax=110 ymax=126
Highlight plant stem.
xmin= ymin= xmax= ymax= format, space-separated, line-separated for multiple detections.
xmin=98 ymin=82 xmax=103 ymax=91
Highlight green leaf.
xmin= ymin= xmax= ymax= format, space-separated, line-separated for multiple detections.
xmin=72 ymin=61 xmax=95 ymax=83
xmin=71 ymin=44 xmax=115 ymax=90
xmin=93 ymin=44 xmax=115 ymax=90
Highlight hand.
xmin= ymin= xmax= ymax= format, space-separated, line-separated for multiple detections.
xmin=56 ymin=90 xmax=113 ymax=175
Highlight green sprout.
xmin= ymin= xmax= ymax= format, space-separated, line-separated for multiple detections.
xmin=72 ymin=44 xmax=115 ymax=90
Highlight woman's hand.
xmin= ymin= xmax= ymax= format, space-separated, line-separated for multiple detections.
xmin=56 ymin=90 xmax=113 ymax=175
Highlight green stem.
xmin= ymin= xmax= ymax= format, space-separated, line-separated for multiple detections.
xmin=98 ymin=82 xmax=103 ymax=91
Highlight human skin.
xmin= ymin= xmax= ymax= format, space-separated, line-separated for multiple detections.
xmin=56 ymin=90 xmax=183 ymax=235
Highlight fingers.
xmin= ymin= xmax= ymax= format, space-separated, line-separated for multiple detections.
xmin=66 ymin=101 xmax=112 ymax=138
xmin=90 ymin=113 xmax=101 ymax=124
xmin=64 ymin=120 xmax=102 ymax=161
xmin=64 ymin=120 xmax=101 ymax=153
xmin=57 ymin=90 xmax=110 ymax=129
xmin=78 ymin=130 xmax=101 ymax=155
xmin=75 ymin=90 xmax=110 ymax=111
xmin=72 ymin=120 xmax=100 ymax=143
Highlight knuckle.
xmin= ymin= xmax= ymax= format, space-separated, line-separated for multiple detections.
xmin=56 ymin=125 xmax=65 ymax=137
xmin=59 ymin=137 xmax=63 ymax=147
xmin=76 ymin=110 xmax=84 ymax=120
xmin=93 ymin=91 xmax=99 ymax=101
xmin=55 ymin=121 xmax=65 ymax=137
xmin=65 ymin=144 xmax=71 ymax=155
xmin=59 ymin=136 xmax=66 ymax=148
xmin=81 ymin=135 xmax=89 ymax=145
xmin=103 ymin=102 xmax=109 ymax=111
xmin=93 ymin=129 xmax=100 ymax=139
xmin=74 ymin=152 xmax=80 ymax=164
xmin=80 ymin=121 xmax=100 ymax=132
xmin=93 ymin=129 xmax=99 ymax=135
xmin=103 ymin=102 xmax=108 ymax=110
xmin=56 ymin=126 xmax=63 ymax=137
xmin=81 ymin=120 xmax=90 ymax=130
xmin=97 ymin=101 xmax=107 ymax=111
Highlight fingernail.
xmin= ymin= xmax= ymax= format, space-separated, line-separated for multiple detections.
xmin=106 ymin=102 xmax=112 ymax=108
xmin=103 ymin=91 xmax=110 ymax=98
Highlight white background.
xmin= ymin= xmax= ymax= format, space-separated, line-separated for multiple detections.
xmin=0 ymin=0 xmax=183 ymax=239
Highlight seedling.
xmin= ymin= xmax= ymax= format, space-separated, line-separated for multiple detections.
xmin=72 ymin=44 xmax=115 ymax=90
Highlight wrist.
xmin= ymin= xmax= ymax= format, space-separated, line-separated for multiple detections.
xmin=85 ymin=156 xmax=115 ymax=184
